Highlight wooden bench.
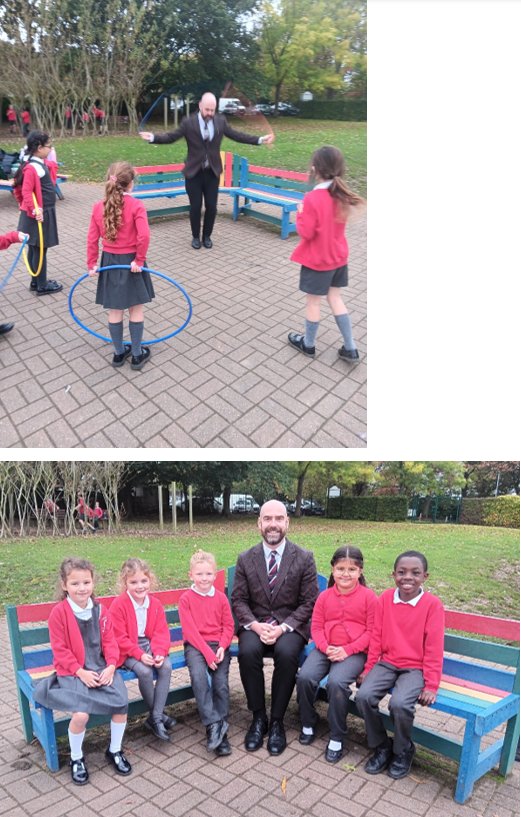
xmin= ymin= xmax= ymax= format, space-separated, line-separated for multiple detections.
xmin=6 ymin=570 xmax=226 ymax=772
xmin=0 ymin=172 xmax=70 ymax=201
xmin=310 ymin=609 xmax=520 ymax=804
xmin=29 ymin=508 xmax=66 ymax=529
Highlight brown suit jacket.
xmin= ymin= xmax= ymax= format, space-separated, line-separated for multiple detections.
xmin=151 ymin=112 xmax=260 ymax=179
xmin=231 ymin=539 xmax=319 ymax=641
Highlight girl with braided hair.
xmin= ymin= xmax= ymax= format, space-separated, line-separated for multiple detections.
xmin=87 ymin=161 xmax=154 ymax=369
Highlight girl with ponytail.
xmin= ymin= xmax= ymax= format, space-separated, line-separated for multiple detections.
xmin=87 ymin=162 xmax=154 ymax=369
xmin=288 ymin=145 xmax=365 ymax=364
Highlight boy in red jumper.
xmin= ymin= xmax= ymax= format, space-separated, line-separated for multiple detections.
xmin=355 ymin=550 xmax=445 ymax=780
xmin=179 ymin=550 xmax=235 ymax=756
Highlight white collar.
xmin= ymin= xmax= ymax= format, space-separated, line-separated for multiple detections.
xmin=67 ymin=595 xmax=93 ymax=613
xmin=126 ymin=590 xmax=150 ymax=610
xmin=393 ymin=586 xmax=425 ymax=606
xmin=30 ymin=156 xmax=45 ymax=165
xmin=263 ymin=539 xmax=286 ymax=560
xmin=191 ymin=584 xmax=216 ymax=597
xmin=314 ymin=180 xmax=333 ymax=190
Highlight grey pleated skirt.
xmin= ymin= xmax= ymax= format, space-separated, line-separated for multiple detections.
xmin=95 ymin=250 xmax=155 ymax=310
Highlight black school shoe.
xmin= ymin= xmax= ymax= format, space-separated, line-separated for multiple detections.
xmin=145 ymin=718 xmax=170 ymax=741
xmin=0 ymin=323 xmax=14 ymax=336
xmin=267 ymin=720 xmax=286 ymax=756
xmin=112 ymin=344 xmax=132 ymax=368
xmin=29 ymin=280 xmax=38 ymax=291
xmin=338 ymin=346 xmax=360 ymax=363
xmin=162 ymin=714 xmax=177 ymax=730
xmin=191 ymin=237 xmax=201 ymax=249
xmin=202 ymin=235 xmax=212 ymax=248
xmin=215 ymin=734 xmax=232 ymax=756
xmin=324 ymin=745 xmax=344 ymax=764
xmin=244 ymin=715 xmax=268 ymax=752
xmin=36 ymin=280 xmax=63 ymax=295
xmin=388 ymin=741 xmax=416 ymax=779
xmin=105 ymin=747 xmax=132 ymax=775
xmin=69 ymin=756 xmax=89 ymax=785
xmin=130 ymin=346 xmax=151 ymax=370
xmin=364 ymin=739 xmax=393 ymax=775
xmin=288 ymin=332 xmax=315 ymax=357
xmin=206 ymin=720 xmax=228 ymax=752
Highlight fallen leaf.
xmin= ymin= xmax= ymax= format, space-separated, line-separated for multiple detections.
xmin=342 ymin=763 xmax=357 ymax=771
xmin=281 ymin=775 xmax=287 ymax=795
xmin=409 ymin=776 xmax=425 ymax=783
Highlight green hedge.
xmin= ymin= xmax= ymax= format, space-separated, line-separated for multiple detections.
xmin=328 ymin=496 xmax=408 ymax=522
xmin=298 ymin=99 xmax=367 ymax=121
xmin=461 ymin=496 xmax=520 ymax=528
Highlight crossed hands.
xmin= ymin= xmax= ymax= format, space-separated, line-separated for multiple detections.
xmin=140 ymin=653 xmax=165 ymax=668
xmin=326 ymin=645 xmax=348 ymax=662
xmin=77 ymin=665 xmax=115 ymax=687
xmin=251 ymin=621 xmax=283 ymax=646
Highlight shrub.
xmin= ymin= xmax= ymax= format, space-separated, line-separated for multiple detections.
xmin=327 ymin=496 xmax=408 ymax=522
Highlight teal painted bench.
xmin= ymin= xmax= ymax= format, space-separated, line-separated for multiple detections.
xmin=6 ymin=570 xmax=226 ymax=772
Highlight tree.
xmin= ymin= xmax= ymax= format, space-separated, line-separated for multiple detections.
xmin=462 ymin=462 xmax=520 ymax=497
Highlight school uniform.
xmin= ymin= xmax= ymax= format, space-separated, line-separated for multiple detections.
xmin=15 ymin=157 xmax=59 ymax=290
xmin=297 ymin=583 xmax=377 ymax=741
xmin=355 ymin=587 xmax=445 ymax=753
xmin=21 ymin=111 xmax=30 ymax=136
xmin=179 ymin=586 xmax=234 ymax=726
xmin=110 ymin=591 xmax=172 ymax=724
xmin=87 ymin=195 xmax=154 ymax=309
xmin=33 ymin=597 xmax=128 ymax=715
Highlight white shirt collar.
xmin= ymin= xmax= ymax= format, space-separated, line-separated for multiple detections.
xmin=191 ymin=584 xmax=216 ymax=597
xmin=393 ymin=586 xmax=425 ymax=606
xmin=263 ymin=539 xmax=286 ymax=562
xmin=30 ymin=156 xmax=45 ymax=165
xmin=314 ymin=180 xmax=333 ymax=190
xmin=127 ymin=590 xmax=150 ymax=610
xmin=67 ymin=595 xmax=93 ymax=619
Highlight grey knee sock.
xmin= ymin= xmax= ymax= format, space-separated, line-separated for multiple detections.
xmin=108 ymin=321 xmax=124 ymax=355
xmin=334 ymin=313 xmax=356 ymax=351
xmin=304 ymin=319 xmax=320 ymax=348
xmin=129 ymin=320 xmax=144 ymax=357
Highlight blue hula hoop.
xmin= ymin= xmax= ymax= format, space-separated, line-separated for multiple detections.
xmin=68 ymin=265 xmax=192 ymax=345
xmin=0 ymin=236 xmax=28 ymax=295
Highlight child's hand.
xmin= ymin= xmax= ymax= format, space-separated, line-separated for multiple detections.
xmin=356 ymin=672 xmax=367 ymax=685
xmin=215 ymin=647 xmax=225 ymax=664
xmin=418 ymin=689 xmax=437 ymax=706
xmin=327 ymin=646 xmax=347 ymax=662
xmin=297 ymin=202 xmax=304 ymax=214
xmin=35 ymin=211 xmax=44 ymax=223
xmin=153 ymin=655 xmax=165 ymax=668
xmin=208 ymin=658 xmax=218 ymax=671
xmin=130 ymin=260 xmax=142 ymax=273
xmin=140 ymin=653 xmax=155 ymax=666
xmin=18 ymin=232 xmax=29 ymax=242
xmin=77 ymin=668 xmax=101 ymax=688
xmin=98 ymin=665 xmax=115 ymax=686
xmin=88 ymin=266 xmax=98 ymax=277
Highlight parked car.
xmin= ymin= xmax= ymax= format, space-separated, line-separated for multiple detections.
xmin=304 ymin=501 xmax=325 ymax=516
xmin=218 ymin=98 xmax=245 ymax=114
xmin=270 ymin=102 xmax=300 ymax=116
xmin=288 ymin=499 xmax=311 ymax=514
xmin=232 ymin=498 xmax=260 ymax=514
xmin=254 ymin=104 xmax=273 ymax=116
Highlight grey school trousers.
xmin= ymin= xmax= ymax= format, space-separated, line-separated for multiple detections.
xmin=184 ymin=641 xmax=230 ymax=726
xmin=355 ymin=661 xmax=425 ymax=754
xmin=123 ymin=637 xmax=172 ymax=723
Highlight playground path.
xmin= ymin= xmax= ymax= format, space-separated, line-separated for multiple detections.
xmin=0 ymin=616 xmax=518 ymax=817
xmin=0 ymin=182 xmax=366 ymax=448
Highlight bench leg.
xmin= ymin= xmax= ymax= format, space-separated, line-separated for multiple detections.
xmin=32 ymin=705 xmax=60 ymax=772
xmin=233 ymin=196 xmax=240 ymax=221
xmin=281 ymin=210 xmax=290 ymax=240
xmin=455 ymin=718 xmax=481 ymax=804
xmin=499 ymin=710 xmax=520 ymax=777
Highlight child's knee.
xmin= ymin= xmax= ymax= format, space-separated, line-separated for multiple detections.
xmin=71 ymin=712 xmax=89 ymax=729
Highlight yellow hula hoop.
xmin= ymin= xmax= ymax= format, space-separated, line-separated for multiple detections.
xmin=22 ymin=193 xmax=44 ymax=277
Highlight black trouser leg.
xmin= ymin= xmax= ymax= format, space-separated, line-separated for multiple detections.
xmin=185 ymin=171 xmax=204 ymax=238
xmin=201 ymin=169 xmax=219 ymax=238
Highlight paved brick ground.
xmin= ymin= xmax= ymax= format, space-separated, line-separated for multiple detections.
xmin=1 ymin=617 xmax=518 ymax=817
xmin=0 ymin=183 xmax=367 ymax=448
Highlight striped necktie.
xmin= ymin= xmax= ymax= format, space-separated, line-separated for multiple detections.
xmin=268 ymin=551 xmax=278 ymax=592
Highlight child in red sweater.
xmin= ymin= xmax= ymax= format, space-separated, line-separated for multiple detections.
xmin=32 ymin=558 xmax=131 ymax=786
xmin=110 ymin=558 xmax=174 ymax=742
xmin=297 ymin=546 xmax=376 ymax=763
xmin=179 ymin=550 xmax=235 ymax=756
xmin=87 ymin=161 xmax=154 ymax=370
xmin=0 ymin=230 xmax=28 ymax=336
xmin=355 ymin=550 xmax=445 ymax=780
xmin=288 ymin=145 xmax=365 ymax=363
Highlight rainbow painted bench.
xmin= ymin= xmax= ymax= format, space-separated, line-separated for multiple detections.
xmin=6 ymin=570 xmax=226 ymax=772
xmin=312 ymin=609 xmax=520 ymax=803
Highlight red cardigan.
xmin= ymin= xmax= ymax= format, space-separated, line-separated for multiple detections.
xmin=311 ymin=582 xmax=377 ymax=656
xmin=48 ymin=599 xmax=120 ymax=676
xmin=363 ymin=588 xmax=445 ymax=693
xmin=87 ymin=196 xmax=150 ymax=268
xmin=109 ymin=592 xmax=171 ymax=666
xmin=290 ymin=188 xmax=349 ymax=271
xmin=13 ymin=161 xmax=58 ymax=216
xmin=0 ymin=232 xmax=20 ymax=251
xmin=179 ymin=588 xmax=235 ymax=666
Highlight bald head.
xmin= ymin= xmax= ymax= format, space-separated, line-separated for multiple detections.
xmin=199 ymin=93 xmax=216 ymax=121
xmin=258 ymin=499 xmax=289 ymax=548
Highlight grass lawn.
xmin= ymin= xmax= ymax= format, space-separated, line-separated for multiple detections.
xmin=0 ymin=119 xmax=367 ymax=196
xmin=1 ymin=519 xmax=518 ymax=626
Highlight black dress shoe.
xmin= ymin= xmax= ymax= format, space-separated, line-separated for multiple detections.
xmin=191 ymin=237 xmax=201 ymax=249
xmin=244 ymin=716 xmax=268 ymax=752
xmin=388 ymin=741 xmax=416 ymax=779
xmin=288 ymin=332 xmax=315 ymax=357
xmin=364 ymin=739 xmax=393 ymax=775
xmin=267 ymin=720 xmax=286 ymax=756
xmin=215 ymin=734 xmax=232 ymax=756
xmin=69 ymin=756 xmax=89 ymax=785
xmin=0 ymin=323 xmax=14 ymax=336
xmin=299 ymin=730 xmax=315 ymax=745
xmin=130 ymin=346 xmax=151 ymax=370
xmin=145 ymin=718 xmax=171 ymax=741
xmin=162 ymin=714 xmax=177 ymax=730
xmin=325 ymin=746 xmax=344 ymax=763
xmin=206 ymin=720 xmax=228 ymax=752
xmin=36 ymin=280 xmax=63 ymax=295
xmin=338 ymin=346 xmax=360 ymax=362
xmin=202 ymin=235 xmax=212 ymax=248
xmin=105 ymin=747 xmax=132 ymax=775
xmin=112 ymin=344 xmax=132 ymax=368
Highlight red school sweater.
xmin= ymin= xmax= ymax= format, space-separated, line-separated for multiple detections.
xmin=48 ymin=599 xmax=120 ymax=676
xmin=13 ymin=160 xmax=59 ymax=216
xmin=290 ymin=188 xmax=349 ymax=271
xmin=109 ymin=592 xmax=171 ymax=666
xmin=363 ymin=588 xmax=445 ymax=693
xmin=311 ymin=582 xmax=377 ymax=656
xmin=87 ymin=196 xmax=150 ymax=268
xmin=178 ymin=588 xmax=235 ymax=666
xmin=0 ymin=231 xmax=20 ymax=251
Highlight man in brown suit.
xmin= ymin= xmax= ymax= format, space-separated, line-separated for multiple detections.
xmin=140 ymin=92 xmax=274 ymax=249
xmin=231 ymin=499 xmax=319 ymax=755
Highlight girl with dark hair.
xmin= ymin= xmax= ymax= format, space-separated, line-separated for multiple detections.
xmin=33 ymin=557 xmax=131 ymax=786
xmin=87 ymin=161 xmax=154 ymax=369
xmin=296 ymin=545 xmax=376 ymax=764
xmin=12 ymin=130 xmax=63 ymax=295
xmin=288 ymin=145 xmax=365 ymax=364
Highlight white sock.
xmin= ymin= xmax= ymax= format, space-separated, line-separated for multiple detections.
xmin=328 ymin=739 xmax=342 ymax=751
xmin=302 ymin=726 xmax=314 ymax=735
xmin=109 ymin=720 xmax=126 ymax=753
xmin=68 ymin=729 xmax=85 ymax=760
